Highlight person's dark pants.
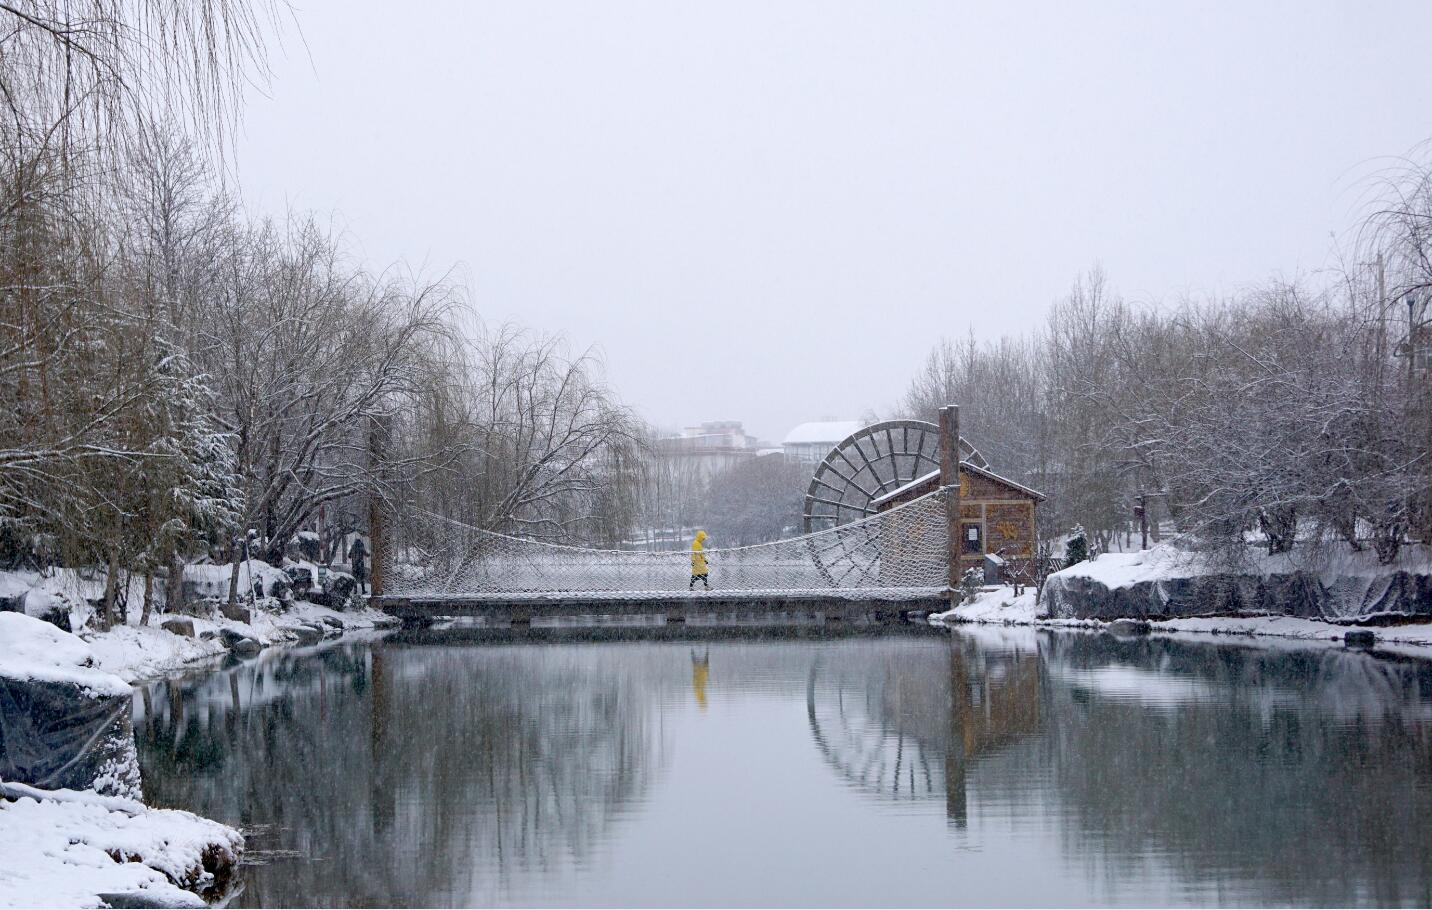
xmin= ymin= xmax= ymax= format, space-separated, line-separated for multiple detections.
xmin=690 ymin=573 xmax=709 ymax=590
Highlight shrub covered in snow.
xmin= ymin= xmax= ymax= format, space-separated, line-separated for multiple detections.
xmin=1063 ymin=526 xmax=1089 ymax=568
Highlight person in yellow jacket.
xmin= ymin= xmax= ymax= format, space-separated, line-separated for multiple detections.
xmin=689 ymin=529 xmax=711 ymax=590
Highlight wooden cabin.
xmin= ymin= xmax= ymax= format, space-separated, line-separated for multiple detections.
xmin=872 ymin=458 xmax=1045 ymax=575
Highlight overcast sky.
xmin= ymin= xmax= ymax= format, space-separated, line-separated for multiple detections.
xmin=236 ymin=1 xmax=1432 ymax=442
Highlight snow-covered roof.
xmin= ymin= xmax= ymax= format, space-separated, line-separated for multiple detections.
xmin=870 ymin=461 xmax=1047 ymax=509
xmin=782 ymin=420 xmax=864 ymax=446
xmin=870 ymin=469 xmax=941 ymax=509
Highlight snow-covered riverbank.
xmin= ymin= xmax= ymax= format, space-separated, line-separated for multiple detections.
xmin=932 ymin=585 xmax=1432 ymax=658
xmin=81 ymin=599 xmax=400 ymax=684
xmin=0 ymin=614 xmax=246 ymax=908
xmin=1040 ymin=544 xmax=1432 ymax=622
xmin=0 ymin=781 xmax=242 ymax=910
xmin=1 ymin=564 xmax=399 ymax=684
xmin=1 ymin=571 xmax=402 ymax=907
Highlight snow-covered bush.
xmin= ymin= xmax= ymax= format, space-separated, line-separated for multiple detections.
xmin=960 ymin=566 xmax=984 ymax=604
xmin=1064 ymin=526 xmax=1090 ymax=568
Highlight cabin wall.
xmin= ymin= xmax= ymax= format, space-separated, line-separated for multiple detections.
xmin=874 ymin=465 xmax=1041 ymax=577
xmin=958 ymin=470 xmax=1038 ymax=569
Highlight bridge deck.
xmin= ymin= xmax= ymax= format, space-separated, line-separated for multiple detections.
xmin=377 ymin=587 xmax=951 ymax=620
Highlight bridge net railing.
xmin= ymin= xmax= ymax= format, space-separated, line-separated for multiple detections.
xmin=384 ymin=488 xmax=951 ymax=602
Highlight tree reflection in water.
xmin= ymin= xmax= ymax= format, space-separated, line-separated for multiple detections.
xmin=1036 ymin=633 xmax=1432 ymax=906
xmin=134 ymin=637 xmax=663 ymax=907
xmin=814 ymin=626 xmax=1432 ymax=904
xmin=131 ymin=625 xmax=1432 ymax=907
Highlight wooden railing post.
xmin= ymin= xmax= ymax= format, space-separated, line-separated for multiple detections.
xmin=939 ymin=405 xmax=962 ymax=598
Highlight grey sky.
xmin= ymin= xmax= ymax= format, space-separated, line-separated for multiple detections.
xmin=237 ymin=1 xmax=1432 ymax=442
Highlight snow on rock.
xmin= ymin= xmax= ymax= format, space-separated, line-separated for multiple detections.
xmin=0 ymin=615 xmax=142 ymax=799
xmin=1043 ymin=544 xmax=1432 ymax=622
xmin=932 ymin=582 xmax=1432 ymax=659
xmin=81 ymin=599 xmax=399 ymax=684
xmin=0 ymin=613 xmax=130 ymax=698
xmin=0 ymin=782 xmax=242 ymax=909
xmin=1048 ymin=545 xmax=1205 ymax=589
xmin=183 ymin=560 xmax=288 ymax=600
xmin=0 ymin=568 xmax=130 ymax=632
xmin=931 ymin=586 xmax=1043 ymax=625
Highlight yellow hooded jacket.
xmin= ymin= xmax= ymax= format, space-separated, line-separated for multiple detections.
xmin=690 ymin=530 xmax=709 ymax=575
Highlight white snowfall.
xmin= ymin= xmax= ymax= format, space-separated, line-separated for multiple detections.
xmin=932 ymin=546 xmax=1432 ymax=660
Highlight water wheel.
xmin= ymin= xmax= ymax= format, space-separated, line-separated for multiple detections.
xmin=802 ymin=419 xmax=985 ymax=533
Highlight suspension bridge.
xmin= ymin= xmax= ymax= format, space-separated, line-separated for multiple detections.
xmin=368 ymin=407 xmax=1021 ymax=623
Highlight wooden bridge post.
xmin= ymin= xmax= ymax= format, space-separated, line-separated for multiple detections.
xmin=939 ymin=405 xmax=962 ymax=599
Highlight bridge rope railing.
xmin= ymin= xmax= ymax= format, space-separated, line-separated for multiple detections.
xmin=383 ymin=488 xmax=951 ymax=601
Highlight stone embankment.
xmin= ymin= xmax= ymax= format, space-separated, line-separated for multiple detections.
xmin=1042 ymin=546 xmax=1432 ymax=623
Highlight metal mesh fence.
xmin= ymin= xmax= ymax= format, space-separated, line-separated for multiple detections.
xmin=385 ymin=489 xmax=951 ymax=601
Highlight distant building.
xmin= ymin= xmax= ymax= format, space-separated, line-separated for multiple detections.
xmin=656 ymin=420 xmax=765 ymax=482
xmin=1412 ymin=323 xmax=1432 ymax=375
xmin=781 ymin=420 xmax=864 ymax=466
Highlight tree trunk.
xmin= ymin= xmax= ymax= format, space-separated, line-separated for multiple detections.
xmin=225 ymin=537 xmax=243 ymax=611
xmin=140 ymin=573 xmax=154 ymax=626
xmin=166 ymin=550 xmax=186 ymax=614
xmin=100 ymin=550 xmax=120 ymax=631
xmin=114 ymin=569 xmax=128 ymax=626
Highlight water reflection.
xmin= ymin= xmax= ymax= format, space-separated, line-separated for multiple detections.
xmin=690 ymin=649 xmax=710 ymax=711
xmin=135 ymin=635 xmax=664 ymax=906
xmin=1034 ymin=633 xmax=1432 ymax=906
xmin=132 ymin=624 xmax=1432 ymax=907
xmin=804 ymin=627 xmax=1045 ymax=827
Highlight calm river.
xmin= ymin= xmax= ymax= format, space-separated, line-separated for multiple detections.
xmin=132 ymin=622 xmax=1432 ymax=907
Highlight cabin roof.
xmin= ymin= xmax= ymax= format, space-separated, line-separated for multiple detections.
xmin=871 ymin=461 xmax=1047 ymax=509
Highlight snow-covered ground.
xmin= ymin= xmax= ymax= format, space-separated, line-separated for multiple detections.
xmin=0 ymin=781 xmax=241 ymax=909
xmin=932 ymin=584 xmax=1432 ymax=658
xmin=82 ymin=599 xmax=399 ymax=684
xmin=1 ymin=566 xmax=399 ymax=684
